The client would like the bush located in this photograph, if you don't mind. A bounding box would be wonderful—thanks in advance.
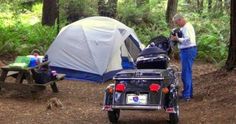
[0,21,57,56]
[193,13,229,63]
[117,0,170,44]
[0,2,57,56]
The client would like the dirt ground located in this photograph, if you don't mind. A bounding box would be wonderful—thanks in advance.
[0,61,236,124]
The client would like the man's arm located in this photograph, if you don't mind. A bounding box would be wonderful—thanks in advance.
[178,25,195,45]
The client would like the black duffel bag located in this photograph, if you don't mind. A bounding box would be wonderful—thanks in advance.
[32,69,52,84]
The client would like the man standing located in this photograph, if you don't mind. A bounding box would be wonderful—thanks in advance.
[171,14,197,101]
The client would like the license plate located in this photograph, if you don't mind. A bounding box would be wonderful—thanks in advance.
[126,94,148,105]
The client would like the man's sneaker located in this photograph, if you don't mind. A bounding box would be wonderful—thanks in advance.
[183,98,191,102]
[178,96,191,102]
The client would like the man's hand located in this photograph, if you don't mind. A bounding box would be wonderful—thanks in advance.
[171,33,179,42]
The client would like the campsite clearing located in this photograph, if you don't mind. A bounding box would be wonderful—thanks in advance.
[0,61,236,124]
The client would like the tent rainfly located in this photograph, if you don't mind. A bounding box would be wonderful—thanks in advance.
[46,16,144,83]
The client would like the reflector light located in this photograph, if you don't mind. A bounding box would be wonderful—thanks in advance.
[149,83,161,92]
[107,87,113,93]
[166,107,175,113]
[115,83,126,92]
[162,87,169,94]
[103,105,112,111]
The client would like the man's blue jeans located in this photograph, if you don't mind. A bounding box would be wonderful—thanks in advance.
[180,47,197,98]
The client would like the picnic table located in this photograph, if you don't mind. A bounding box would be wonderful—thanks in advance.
[0,61,65,93]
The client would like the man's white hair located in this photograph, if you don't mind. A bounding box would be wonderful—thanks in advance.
[172,13,184,21]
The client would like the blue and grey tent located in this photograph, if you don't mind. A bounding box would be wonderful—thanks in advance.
[46,16,144,83]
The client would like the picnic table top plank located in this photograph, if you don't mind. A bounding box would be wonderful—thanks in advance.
[0,61,65,94]
[1,61,50,71]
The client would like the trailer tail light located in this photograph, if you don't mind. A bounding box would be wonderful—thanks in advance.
[149,83,161,92]
[115,83,126,92]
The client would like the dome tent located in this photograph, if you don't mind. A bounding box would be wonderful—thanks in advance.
[46,16,144,83]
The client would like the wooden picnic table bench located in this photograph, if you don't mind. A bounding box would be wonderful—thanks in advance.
[7,71,19,77]
[0,61,65,93]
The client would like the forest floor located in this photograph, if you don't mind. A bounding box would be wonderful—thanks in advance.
[0,59,236,124]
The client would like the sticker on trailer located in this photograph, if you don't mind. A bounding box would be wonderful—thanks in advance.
[126,94,148,105]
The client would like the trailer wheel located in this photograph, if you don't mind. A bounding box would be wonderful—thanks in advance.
[108,109,120,123]
[169,106,179,124]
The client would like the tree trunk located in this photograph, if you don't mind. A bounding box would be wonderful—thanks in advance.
[186,0,191,4]
[224,0,230,8]
[218,0,223,8]
[136,0,149,7]
[213,0,223,12]
[224,0,230,13]
[98,0,106,16]
[208,0,212,11]
[98,0,117,18]
[225,0,236,71]
[42,0,58,26]
[197,0,204,13]
[200,0,204,12]
[66,1,84,23]
[56,0,60,33]
[166,0,178,28]
[107,0,118,18]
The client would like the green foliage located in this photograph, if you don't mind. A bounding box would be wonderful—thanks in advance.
[0,22,57,56]
[59,0,98,21]
[117,0,169,44]
[191,12,229,63]
[177,0,230,63]
[0,2,57,56]
[0,0,231,65]
[133,24,169,45]
[117,0,230,63]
